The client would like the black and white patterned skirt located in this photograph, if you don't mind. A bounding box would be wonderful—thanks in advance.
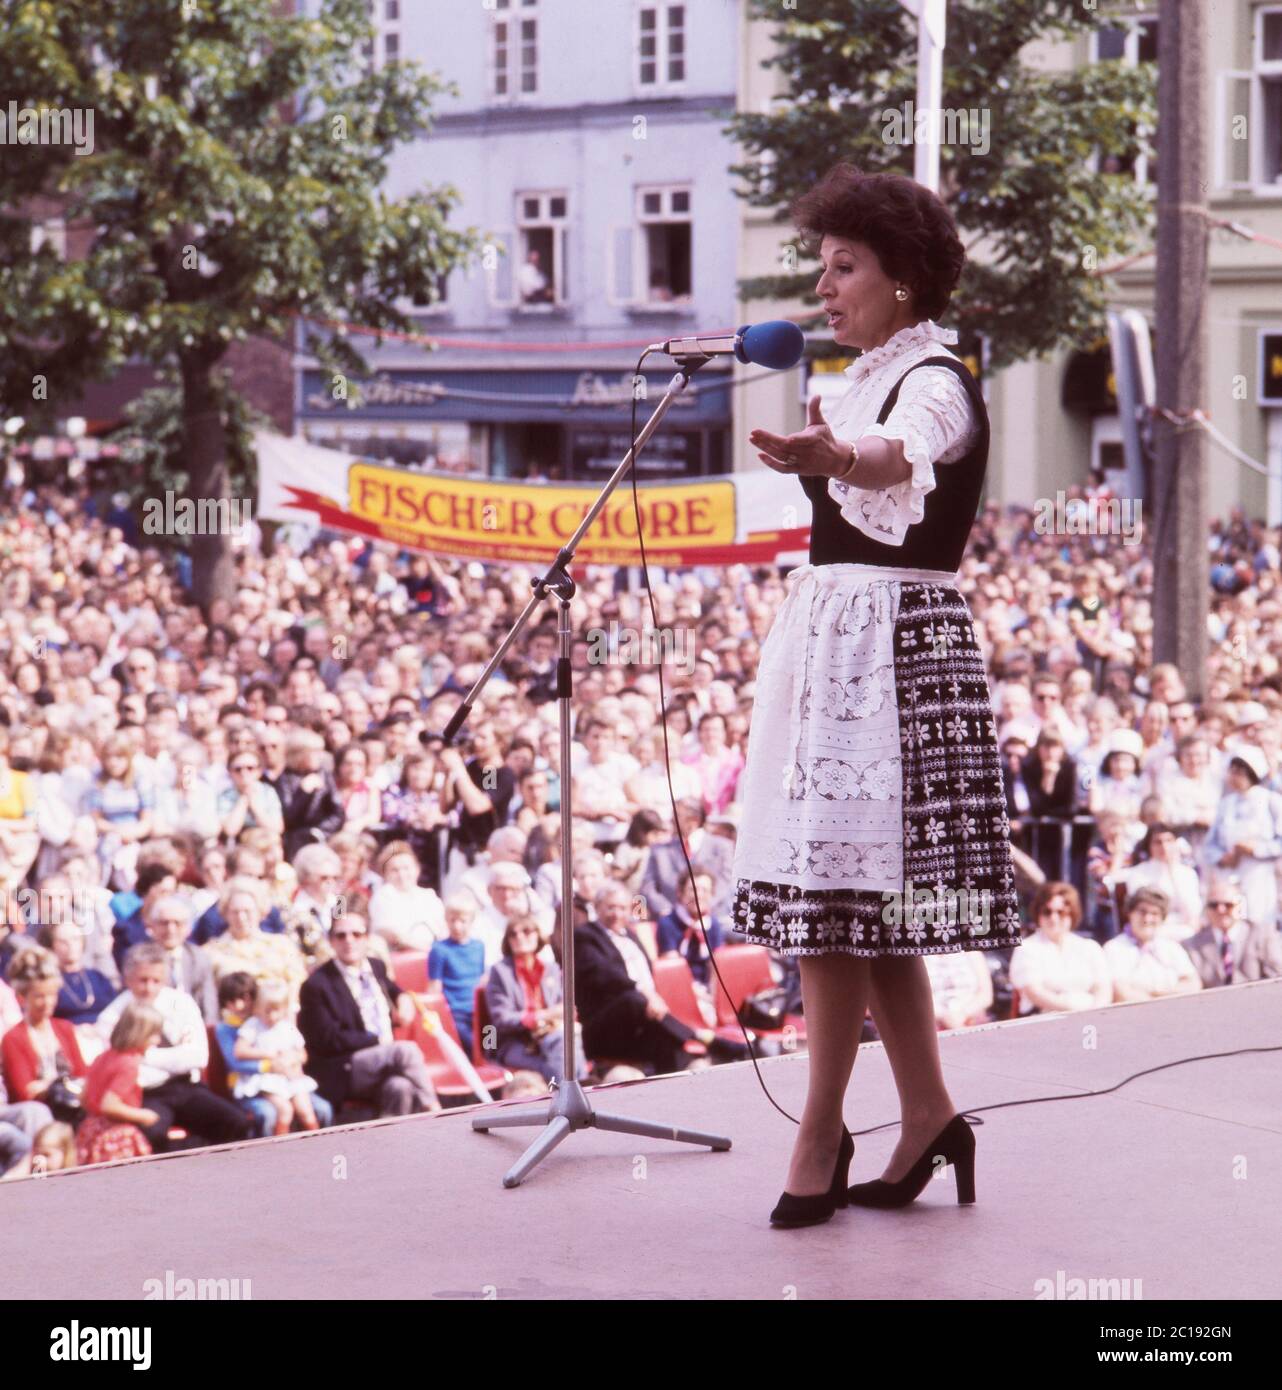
[731,562,1022,957]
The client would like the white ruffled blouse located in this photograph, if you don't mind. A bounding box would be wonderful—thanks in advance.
[823,319,979,547]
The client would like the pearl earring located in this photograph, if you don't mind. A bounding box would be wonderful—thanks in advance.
[894,286,909,302]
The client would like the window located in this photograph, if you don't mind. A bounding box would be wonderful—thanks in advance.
[1092,16,1157,185]
[608,186,692,307]
[515,192,569,307]
[638,4,686,87]
[493,3,538,99]
[1218,5,1282,191]
[363,0,400,73]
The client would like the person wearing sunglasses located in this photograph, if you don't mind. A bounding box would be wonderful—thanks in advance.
[297,913,441,1119]
[1183,877,1282,989]
[218,752,284,842]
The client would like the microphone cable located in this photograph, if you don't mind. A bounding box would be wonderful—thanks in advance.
[625,346,801,1127]
[620,346,1282,1142]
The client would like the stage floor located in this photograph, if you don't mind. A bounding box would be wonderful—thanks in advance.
[5,980,1280,1301]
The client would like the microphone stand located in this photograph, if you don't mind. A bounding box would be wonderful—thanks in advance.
[447,352,731,1187]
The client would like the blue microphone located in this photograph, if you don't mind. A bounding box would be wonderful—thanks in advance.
[655,320,805,370]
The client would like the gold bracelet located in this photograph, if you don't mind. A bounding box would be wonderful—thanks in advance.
[834,440,860,483]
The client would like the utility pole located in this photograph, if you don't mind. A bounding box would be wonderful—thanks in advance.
[1152,0,1208,698]
[896,0,947,193]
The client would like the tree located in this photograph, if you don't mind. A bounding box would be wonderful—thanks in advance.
[0,0,481,608]
[727,0,1157,369]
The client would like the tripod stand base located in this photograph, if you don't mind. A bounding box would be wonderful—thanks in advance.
[472,1079,732,1188]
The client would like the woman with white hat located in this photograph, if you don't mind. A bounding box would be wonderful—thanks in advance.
[1087,728,1146,833]
[1205,746,1282,930]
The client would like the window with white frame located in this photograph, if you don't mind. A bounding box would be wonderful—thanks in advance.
[637,4,686,88]
[515,192,568,307]
[1255,7,1282,187]
[1092,14,1157,185]
[361,0,400,71]
[492,0,539,100]
[608,186,692,307]
[1215,7,1282,191]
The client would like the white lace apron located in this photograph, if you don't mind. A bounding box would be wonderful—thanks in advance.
[731,561,959,896]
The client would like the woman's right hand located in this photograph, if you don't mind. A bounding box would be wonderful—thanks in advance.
[138,1108,160,1128]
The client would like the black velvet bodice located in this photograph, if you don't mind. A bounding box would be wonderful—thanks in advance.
[800,355,989,572]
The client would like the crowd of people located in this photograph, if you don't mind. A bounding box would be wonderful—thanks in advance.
[1,476,1279,1179]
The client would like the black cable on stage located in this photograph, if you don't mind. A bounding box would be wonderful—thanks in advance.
[897,1042,1282,1138]
[622,348,1275,1142]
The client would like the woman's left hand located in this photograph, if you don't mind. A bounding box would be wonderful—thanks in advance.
[749,396,850,478]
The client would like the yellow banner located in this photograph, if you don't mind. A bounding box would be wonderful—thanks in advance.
[344,462,736,564]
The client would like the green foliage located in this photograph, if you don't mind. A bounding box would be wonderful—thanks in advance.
[727,0,1157,369]
[0,0,482,594]
[111,368,267,546]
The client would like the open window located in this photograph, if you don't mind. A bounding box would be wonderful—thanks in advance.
[1091,14,1158,186]
[635,185,692,306]
[514,192,568,307]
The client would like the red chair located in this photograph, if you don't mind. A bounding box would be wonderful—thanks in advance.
[391,951,428,993]
[711,944,806,1046]
[402,988,511,1100]
[652,956,739,1045]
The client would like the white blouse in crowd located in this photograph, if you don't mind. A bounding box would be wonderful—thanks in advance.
[822,319,979,547]
[367,881,447,953]
[1103,932,1200,996]
[1149,761,1221,828]
[95,986,208,1087]
[1120,859,1203,939]
[1008,929,1111,1012]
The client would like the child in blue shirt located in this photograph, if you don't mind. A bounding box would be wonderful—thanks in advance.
[427,897,487,1056]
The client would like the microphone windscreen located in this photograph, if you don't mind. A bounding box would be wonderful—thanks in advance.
[736,320,805,370]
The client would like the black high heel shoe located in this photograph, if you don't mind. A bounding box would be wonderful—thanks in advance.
[769,1126,854,1228]
[846,1113,975,1208]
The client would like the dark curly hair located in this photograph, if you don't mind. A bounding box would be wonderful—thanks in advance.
[789,163,964,322]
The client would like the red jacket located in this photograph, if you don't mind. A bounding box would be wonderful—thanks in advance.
[1,1019,87,1101]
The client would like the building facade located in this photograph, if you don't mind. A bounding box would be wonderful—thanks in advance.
[296,0,744,482]
[738,1,1282,528]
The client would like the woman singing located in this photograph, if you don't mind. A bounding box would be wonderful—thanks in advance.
[731,163,1023,1227]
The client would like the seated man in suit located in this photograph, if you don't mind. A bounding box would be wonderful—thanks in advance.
[1184,876,1282,988]
[574,881,750,1076]
[639,797,733,922]
[143,892,219,1024]
[298,912,441,1119]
